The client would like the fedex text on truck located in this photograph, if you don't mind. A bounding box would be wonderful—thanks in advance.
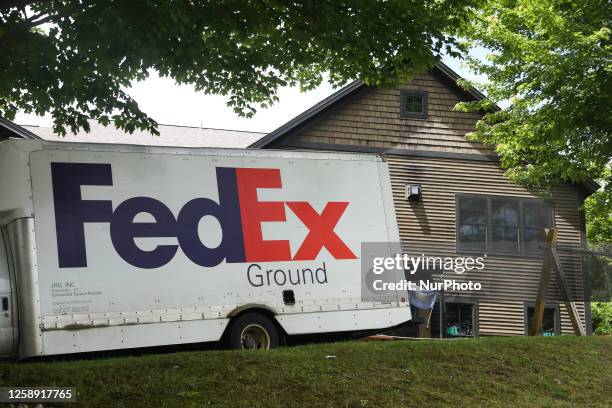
[50,163,357,269]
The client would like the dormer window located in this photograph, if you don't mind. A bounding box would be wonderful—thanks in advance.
[400,90,428,119]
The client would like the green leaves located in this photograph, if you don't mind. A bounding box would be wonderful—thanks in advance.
[591,301,612,335]
[460,0,612,200]
[585,172,612,245]
[0,0,476,135]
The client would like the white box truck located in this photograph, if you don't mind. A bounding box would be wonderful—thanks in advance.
[0,139,410,358]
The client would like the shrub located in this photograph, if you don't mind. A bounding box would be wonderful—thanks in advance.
[591,302,612,335]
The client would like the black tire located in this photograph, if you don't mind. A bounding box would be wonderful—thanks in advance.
[227,313,280,350]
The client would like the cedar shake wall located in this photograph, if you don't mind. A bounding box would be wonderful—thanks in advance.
[283,73,493,156]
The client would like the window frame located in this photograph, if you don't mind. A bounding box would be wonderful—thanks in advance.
[441,297,479,338]
[523,303,561,336]
[400,90,428,119]
[455,193,555,256]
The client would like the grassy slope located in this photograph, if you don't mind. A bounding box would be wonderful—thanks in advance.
[1,336,611,408]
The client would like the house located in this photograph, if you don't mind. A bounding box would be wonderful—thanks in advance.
[2,61,595,337]
[251,62,596,337]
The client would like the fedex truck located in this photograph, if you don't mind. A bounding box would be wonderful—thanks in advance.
[0,139,410,358]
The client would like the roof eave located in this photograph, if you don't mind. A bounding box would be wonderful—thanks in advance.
[579,179,601,197]
[0,117,42,140]
[249,80,366,148]
[431,62,501,112]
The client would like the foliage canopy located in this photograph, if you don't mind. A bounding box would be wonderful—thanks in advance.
[458,0,611,197]
[0,0,476,135]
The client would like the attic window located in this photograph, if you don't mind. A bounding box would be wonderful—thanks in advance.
[400,91,428,119]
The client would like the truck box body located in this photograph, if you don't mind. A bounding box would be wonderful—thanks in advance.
[0,139,410,358]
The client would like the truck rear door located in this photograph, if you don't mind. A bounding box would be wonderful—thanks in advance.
[0,228,15,355]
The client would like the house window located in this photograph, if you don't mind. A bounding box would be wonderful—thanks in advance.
[400,91,428,118]
[457,197,487,251]
[490,198,519,253]
[523,201,554,253]
[525,305,560,336]
[445,302,476,337]
[456,195,554,254]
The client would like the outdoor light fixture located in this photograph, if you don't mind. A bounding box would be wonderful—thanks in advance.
[405,184,422,202]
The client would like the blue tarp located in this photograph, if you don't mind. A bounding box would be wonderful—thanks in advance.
[408,289,438,310]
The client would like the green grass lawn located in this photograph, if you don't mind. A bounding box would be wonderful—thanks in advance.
[1,336,611,407]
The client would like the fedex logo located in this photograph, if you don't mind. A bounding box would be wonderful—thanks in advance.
[51,163,357,269]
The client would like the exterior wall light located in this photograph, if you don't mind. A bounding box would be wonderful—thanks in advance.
[405,184,422,202]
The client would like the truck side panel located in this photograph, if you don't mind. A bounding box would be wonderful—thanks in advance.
[277,307,410,335]
[15,142,410,356]
[41,318,229,355]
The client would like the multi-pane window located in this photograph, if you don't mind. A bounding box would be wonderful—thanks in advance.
[400,91,428,118]
[405,95,424,113]
[456,195,554,254]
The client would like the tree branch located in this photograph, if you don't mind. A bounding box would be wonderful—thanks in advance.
[2,1,90,36]
[25,11,61,28]
[0,0,48,11]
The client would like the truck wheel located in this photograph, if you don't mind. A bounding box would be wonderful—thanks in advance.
[228,313,280,350]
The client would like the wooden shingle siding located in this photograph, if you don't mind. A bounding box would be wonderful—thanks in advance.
[274,72,588,336]
[289,73,493,156]
[478,302,526,336]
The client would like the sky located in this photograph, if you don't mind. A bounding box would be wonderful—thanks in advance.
[15,51,488,134]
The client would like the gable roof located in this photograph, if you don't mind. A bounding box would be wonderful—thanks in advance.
[250,61,496,149]
[0,117,42,140]
[18,119,264,149]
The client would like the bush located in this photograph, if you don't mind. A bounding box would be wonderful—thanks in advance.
[591,302,612,335]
